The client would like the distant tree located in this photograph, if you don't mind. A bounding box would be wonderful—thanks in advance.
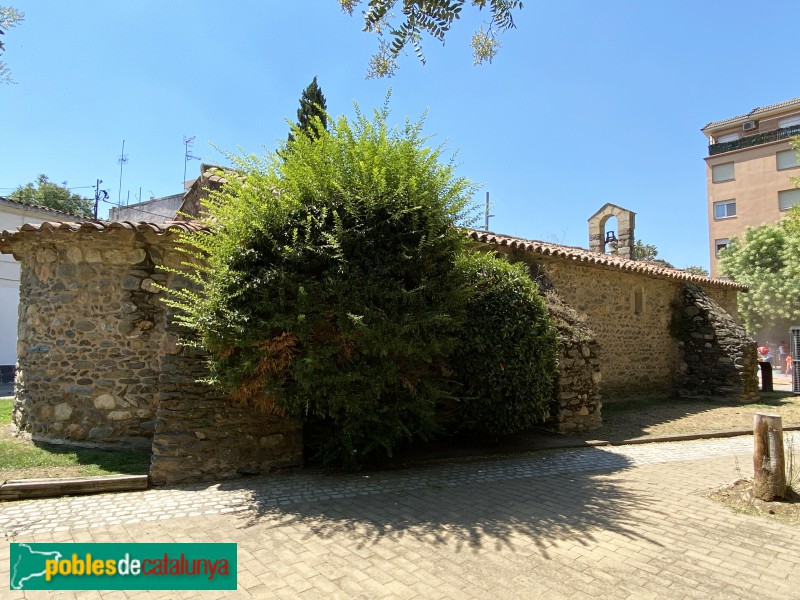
[339,0,523,77]
[683,265,709,277]
[10,174,94,217]
[718,206,800,335]
[633,240,659,262]
[288,76,328,143]
[0,5,24,83]
[793,136,800,188]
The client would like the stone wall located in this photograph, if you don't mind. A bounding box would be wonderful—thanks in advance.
[149,269,303,485]
[528,256,680,399]
[12,228,166,450]
[481,247,602,431]
[3,220,755,483]
[491,243,748,402]
[671,284,759,401]
[4,223,303,484]
[542,289,602,433]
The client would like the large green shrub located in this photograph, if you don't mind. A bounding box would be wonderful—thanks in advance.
[168,104,476,468]
[451,251,557,438]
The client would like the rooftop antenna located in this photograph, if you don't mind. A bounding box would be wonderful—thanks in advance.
[183,135,201,188]
[484,191,495,231]
[117,140,128,206]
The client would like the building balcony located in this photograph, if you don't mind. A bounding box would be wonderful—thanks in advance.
[708,124,800,156]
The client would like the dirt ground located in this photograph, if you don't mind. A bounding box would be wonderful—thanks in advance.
[578,390,800,443]
[707,479,800,527]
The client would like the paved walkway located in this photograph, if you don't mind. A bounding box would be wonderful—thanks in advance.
[2,435,800,599]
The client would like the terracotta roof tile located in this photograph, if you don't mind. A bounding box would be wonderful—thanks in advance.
[0,220,746,291]
[468,230,747,290]
[702,97,800,131]
[0,220,207,245]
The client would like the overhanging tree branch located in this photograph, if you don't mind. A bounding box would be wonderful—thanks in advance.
[0,5,24,84]
[340,0,523,77]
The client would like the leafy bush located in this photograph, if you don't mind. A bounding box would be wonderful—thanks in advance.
[168,104,476,468]
[451,252,557,438]
[719,205,800,336]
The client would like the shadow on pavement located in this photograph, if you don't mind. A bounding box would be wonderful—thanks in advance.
[220,448,668,557]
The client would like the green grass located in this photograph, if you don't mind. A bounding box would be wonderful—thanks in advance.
[0,398,150,480]
[0,396,11,422]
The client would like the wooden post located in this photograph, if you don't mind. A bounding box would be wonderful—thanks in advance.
[753,412,787,501]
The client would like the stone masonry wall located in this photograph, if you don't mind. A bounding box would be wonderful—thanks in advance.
[5,221,750,480]
[671,284,759,401]
[13,229,166,450]
[536,257,683,400]
[7,223,304,485]
[542,289,602,433]
[149,266,303,485]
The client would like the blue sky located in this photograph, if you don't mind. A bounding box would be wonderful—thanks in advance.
[0,1,797,271]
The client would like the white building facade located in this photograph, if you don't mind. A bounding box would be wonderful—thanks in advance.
[0,198,88,382]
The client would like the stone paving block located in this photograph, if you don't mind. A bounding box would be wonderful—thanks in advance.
[3,439,800,599]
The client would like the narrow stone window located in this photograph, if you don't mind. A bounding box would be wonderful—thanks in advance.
[633,288,644,315]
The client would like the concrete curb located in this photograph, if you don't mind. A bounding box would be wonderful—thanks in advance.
[389,426,800,470]
[3,427,799,501]
[0,474,149,502]
[568,425,800,449]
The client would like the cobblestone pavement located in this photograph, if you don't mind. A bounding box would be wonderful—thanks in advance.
[2,435,799,599]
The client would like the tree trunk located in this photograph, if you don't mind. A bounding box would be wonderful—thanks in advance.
[753,413,787,501]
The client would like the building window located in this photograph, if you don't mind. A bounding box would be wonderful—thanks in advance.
[713,199,736,220]
[779,189,800,211]
[716,133,740,143]
[715,239,730,257]
[633,288,644,315]
[711,162,735,183]
[777,149,800,171]
[778,115,800,129]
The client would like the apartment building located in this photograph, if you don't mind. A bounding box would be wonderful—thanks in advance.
[702,97,800,277]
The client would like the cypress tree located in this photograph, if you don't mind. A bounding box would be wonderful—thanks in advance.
[289,76,327,142]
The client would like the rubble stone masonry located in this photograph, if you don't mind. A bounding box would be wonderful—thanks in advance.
[2,221,755,484]
[12,230,166,450]
[537,257,745,400]
[5,223,302,484]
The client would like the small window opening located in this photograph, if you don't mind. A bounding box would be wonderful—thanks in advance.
[634,288,644,315]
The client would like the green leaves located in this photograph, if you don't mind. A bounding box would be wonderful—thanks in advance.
[450,251,557,438]
[719,205,800,335]
[633,240,659,262]
[169,101,477,468]
[288,77,328,143]
[342,0,523,77]
[0,5,24,84]
[9,174,93,217]
[169,99,560,468]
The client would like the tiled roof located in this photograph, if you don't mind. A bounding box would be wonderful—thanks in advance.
[468,230,747,290]
[0,220,746,291]
[0,196,92,221]
[702,98,800,131]
[0,220,207,250]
